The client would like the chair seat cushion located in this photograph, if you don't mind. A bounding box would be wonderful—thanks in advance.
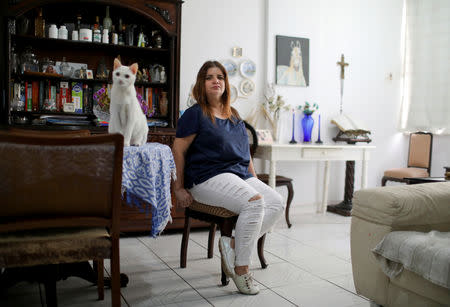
[257,173,293,184]
[383,167,429,179]
[189,201,237,218]
[0,227,111,268]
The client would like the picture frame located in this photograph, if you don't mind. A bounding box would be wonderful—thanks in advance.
[276,35,309,87]
[86,69,94,79]
[256,129,274,145]
[232,46,242,57]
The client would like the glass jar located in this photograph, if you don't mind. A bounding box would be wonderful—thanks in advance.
[40,57,55,73]
[20,46,39,73]
[59,57,73,77]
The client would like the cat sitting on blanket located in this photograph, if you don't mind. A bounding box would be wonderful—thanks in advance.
[108,58,148,146]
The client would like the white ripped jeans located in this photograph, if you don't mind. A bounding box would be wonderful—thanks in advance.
[189,173,285,266]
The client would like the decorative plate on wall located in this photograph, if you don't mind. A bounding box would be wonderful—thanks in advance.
[230,84,238,103]
[240,79,255,96]
[221,60,238,77]
[240,60,256,78]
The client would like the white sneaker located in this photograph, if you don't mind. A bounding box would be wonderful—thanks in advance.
[218,236,235,278]
[232,272,260,295]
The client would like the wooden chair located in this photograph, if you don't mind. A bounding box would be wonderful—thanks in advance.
[0,134,123,307]
[180,201,267,286]
[5,127,91,137]
[244,122,294,228]
[381,132,433,186]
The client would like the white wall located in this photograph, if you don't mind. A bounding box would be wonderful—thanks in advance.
[180,0,450,206]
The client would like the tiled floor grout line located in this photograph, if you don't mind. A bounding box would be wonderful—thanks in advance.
[102,261,131,307]
[262,247,369,301]
[188,235,302,306]
[136,237,215,306]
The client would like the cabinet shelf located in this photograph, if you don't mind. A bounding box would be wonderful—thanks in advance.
[12,72,168,87]
[11,110,95,118]
[11,34,170,54]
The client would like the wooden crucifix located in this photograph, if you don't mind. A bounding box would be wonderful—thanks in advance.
[337,54,349,79]
[337,54,349,114]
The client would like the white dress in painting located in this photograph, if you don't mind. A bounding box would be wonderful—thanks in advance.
[277,40,306,86]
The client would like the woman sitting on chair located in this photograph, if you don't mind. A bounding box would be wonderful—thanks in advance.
[172,60,285,295]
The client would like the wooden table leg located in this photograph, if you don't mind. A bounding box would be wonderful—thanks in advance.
[327,160,354,216]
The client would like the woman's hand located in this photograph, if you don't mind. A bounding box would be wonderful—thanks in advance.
[175,188,193,208]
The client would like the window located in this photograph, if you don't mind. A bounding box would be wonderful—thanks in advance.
[399,0,450,134]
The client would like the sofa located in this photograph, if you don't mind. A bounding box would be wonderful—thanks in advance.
[351,182,450,307]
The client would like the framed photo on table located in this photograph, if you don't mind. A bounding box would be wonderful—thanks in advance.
[255,129,273,145]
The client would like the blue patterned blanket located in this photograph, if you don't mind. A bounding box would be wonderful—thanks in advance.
[122,143,176,237]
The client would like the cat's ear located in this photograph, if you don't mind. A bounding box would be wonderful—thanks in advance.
[114,58,122,70]
[130,63,139,75]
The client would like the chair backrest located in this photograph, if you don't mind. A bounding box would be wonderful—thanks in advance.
[407,132,433,173]
[244,121,258,157]
[0,133,124,233]
[4,128,91,137]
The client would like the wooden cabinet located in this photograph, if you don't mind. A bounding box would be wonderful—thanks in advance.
[0,0,206,232]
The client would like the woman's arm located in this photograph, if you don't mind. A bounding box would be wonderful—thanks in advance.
[248,158,257,178]
[172,135,196,207]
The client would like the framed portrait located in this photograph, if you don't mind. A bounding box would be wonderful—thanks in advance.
[255,129,273,145]
[86,69,94,79]
[232,46,242,57]
[275,35,309,87]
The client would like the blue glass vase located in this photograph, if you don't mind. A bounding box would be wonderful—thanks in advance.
[301,114,314,142]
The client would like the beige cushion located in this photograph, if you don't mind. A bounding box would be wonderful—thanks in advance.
[352,182,450,227]
[390,269,450,305]
[408,133,432,168]
[383,167,428,179]
[0,227,111,268]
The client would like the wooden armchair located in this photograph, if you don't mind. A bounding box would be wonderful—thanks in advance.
[381,132,433,186]
[0,134,124,307]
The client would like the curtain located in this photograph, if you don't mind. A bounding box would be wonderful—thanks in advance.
[400,0,450,134]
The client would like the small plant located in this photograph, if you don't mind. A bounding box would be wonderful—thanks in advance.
[298,101,318,115]
[263,83,291,121]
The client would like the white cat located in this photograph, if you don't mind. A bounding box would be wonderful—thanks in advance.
[108,58,148,147]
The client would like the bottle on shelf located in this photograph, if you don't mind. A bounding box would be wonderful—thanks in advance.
[118,23,125,45]
[72,14,82,41]
[34,7,45,38]
[137,26,146,47]
[76,14,82,31]
[102,29,109,44]
[103,6,112,32]
[58,25,68,40]
[48,24,58,39]
[93,16,101,43]
[111,25,118,45]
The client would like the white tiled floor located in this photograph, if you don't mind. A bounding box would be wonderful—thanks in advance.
[0,203,371,306]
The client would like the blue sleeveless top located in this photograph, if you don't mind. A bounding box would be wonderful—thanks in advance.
[176,104,252,189]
